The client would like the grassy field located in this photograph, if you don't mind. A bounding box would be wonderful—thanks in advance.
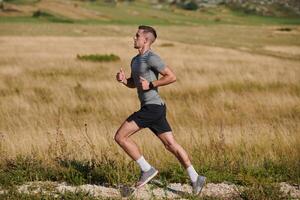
[0,0,300,199]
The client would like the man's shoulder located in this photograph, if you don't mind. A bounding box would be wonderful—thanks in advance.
[146,51,162,61]
[147,50,159,57]
[132,54,139,60]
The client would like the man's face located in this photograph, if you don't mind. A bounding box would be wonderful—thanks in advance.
[133,29,146,49]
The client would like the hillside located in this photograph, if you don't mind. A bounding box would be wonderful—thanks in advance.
[0,0,300,25]
[166,0,300,17]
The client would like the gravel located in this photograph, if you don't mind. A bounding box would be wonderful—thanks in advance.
[1,181,299,199]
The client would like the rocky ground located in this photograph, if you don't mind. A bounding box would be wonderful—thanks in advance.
[162,0,300,16]
[0,181,299,199]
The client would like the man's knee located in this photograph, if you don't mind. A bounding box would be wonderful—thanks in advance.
[114,132,123,145]
[115,120,141,147]
[114,133,120,144]
[114,129,129,146]
[164,141,178,153]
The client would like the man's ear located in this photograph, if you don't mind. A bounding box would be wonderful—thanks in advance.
[144,37,148,44]
[144,36,151,44]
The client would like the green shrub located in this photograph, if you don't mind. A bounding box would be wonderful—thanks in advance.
[32,10,74,23]
[77,54,120,62]
[0,156,62,187]
[240,183,287,200]
[32,10,53,18]
[180,1,198,11]
[0,188,100,200]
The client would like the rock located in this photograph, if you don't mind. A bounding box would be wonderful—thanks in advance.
[280,182,300,199]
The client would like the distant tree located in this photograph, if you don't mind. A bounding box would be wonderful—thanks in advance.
[181,0,198,10]
[0,0,4,11]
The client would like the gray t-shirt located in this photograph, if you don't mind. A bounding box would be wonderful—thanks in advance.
[131,50,165,106]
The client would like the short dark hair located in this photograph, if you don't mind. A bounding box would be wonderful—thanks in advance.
[138,25,157,39]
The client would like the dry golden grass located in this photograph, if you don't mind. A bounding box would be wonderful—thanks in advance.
[0,25,299,172]
[36,0,109,20]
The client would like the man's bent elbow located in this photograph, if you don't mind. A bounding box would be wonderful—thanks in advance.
[171,75,176,83]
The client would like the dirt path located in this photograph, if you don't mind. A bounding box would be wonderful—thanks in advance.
[0,181,299,199]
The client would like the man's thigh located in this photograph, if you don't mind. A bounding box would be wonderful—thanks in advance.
[116,120,142,138]
[156,131,175,146]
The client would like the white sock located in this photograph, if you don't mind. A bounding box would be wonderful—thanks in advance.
[187,165,198,182]
[136,156,152,172]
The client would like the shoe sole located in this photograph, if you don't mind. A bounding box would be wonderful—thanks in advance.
[195,177,206,195]
[136,170,158,189]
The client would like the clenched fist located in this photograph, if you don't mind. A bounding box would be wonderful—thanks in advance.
[116,68,126,84]
[139,76,150,91]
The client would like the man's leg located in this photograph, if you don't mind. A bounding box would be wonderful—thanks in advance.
[114,120,142,160]
[157,132,206,194]
[156,131,191,168]
[114,120,158,188]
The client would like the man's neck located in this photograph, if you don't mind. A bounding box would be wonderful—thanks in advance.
[138,46,151,55]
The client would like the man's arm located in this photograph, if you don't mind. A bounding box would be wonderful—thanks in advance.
[139,66,176,90]
[116,68,136,88]
[152,66,176,87]
[122,77,136,88]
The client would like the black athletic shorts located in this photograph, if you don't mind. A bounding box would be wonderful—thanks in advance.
[126,104,172,135]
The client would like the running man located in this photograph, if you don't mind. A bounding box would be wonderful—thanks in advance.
[115,25,206,195]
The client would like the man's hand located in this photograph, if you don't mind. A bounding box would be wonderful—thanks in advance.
[116,68,126,84]
[140,76,150,90]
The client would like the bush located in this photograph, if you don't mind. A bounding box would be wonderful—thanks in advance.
[181,1,198,11]
[77,54,120,62]
[32,10,74,23]
[240,183,287,200]
[0,188,100,200]
[32,10,53,18]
